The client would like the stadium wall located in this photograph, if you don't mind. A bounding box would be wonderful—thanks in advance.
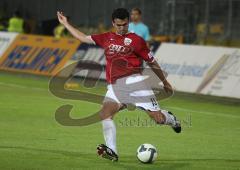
[1,31,240,99]
[155,43,240,99]
[0,32,18,58]
[0,32,80,76]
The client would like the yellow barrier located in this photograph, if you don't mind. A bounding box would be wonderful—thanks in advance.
[0,34,80,76]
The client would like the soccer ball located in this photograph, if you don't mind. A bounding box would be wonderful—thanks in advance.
[136,143,158,163]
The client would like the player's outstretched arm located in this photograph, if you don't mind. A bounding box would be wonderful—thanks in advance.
[148,60,173,93]
[57,11,94,44]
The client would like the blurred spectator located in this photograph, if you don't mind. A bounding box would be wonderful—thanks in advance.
[7,10,24,33]
[97,20,107,33]
[128,8,151,42]
[24,11,37,34]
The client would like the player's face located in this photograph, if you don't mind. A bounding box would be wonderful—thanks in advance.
[112,18,129,35]
[131,10,141,22]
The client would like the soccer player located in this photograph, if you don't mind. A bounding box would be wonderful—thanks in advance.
[57,8,181,162]
[128,8,150,42]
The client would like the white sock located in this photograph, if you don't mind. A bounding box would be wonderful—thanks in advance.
[102,119,117,154]
[161,110,176,126]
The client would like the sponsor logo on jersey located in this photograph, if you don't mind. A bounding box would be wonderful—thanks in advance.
[124,38,132,45]
[106,44,133,57]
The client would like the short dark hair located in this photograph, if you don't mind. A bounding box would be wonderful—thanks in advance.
[131,8,142,15]
[112,8,129,21]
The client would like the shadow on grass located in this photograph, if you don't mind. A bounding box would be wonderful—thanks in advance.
[115,156,190,170]
[0,145,189,169]
[1,145,239,169]
[0,145,90,158]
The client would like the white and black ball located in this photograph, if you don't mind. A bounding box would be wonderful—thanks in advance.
[136,143,158,163]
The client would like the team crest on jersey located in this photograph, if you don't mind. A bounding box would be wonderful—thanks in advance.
[124,38,132,45]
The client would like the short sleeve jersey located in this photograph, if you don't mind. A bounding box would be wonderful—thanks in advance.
[91,32,154,84]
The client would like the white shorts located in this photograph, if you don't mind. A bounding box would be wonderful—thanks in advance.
[103,74,160,111]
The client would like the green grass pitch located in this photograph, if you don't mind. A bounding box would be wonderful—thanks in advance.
[0,71,240,170]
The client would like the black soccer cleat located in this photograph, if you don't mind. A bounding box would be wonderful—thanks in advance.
[97,144,118,162]
[168,111,181,133]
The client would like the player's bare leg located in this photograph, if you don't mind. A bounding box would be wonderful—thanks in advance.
[97,102,122,161]
[147,110,181,133]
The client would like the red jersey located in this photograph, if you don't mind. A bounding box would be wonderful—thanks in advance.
[91,32,154,84]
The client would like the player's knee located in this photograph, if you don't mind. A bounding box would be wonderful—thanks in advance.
[99,108,116,120]
[148,111,165,124]
[99,102,120,120]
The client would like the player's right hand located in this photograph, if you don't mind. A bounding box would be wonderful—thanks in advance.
[163,80,173,94]
[57,11,68,25]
